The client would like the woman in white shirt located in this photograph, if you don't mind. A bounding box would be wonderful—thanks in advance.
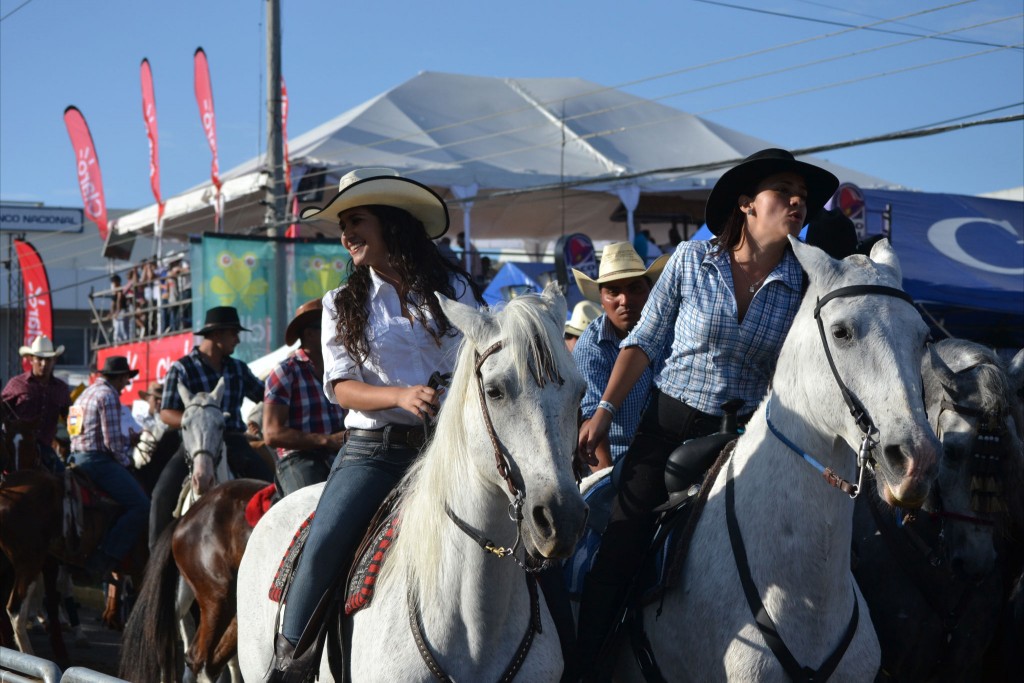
[270,169,481,680]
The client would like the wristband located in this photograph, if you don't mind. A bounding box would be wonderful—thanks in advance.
[597,400,617,418]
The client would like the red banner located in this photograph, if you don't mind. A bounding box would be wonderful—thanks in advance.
[193,48,221,191]
[63,106,110,241]
[13,239,54,372]
[97,332,194,406]
[140,58,165,223]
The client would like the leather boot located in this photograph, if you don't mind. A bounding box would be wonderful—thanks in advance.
[267,633,320,683]
[574,573,630,683]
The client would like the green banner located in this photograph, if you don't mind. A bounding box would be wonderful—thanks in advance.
[191,235,350,363]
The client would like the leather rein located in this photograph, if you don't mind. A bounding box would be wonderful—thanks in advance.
[411,337,563,682]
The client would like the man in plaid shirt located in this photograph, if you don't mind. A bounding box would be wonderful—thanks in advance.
[69,356,149,582]
[148,306,274,548]
[264,299,346,497]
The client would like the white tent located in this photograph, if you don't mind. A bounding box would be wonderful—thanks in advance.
[115,71,894,244]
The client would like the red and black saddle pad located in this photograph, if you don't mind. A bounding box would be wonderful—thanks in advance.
[269,511,316,603]
[344,515,400,616]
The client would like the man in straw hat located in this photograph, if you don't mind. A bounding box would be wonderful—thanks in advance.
[148,305,274,548]
[68,356,149,582]
[563,300,601,354]
[2,334,71,473]
[263,299,346,498]
[572,242,668,471]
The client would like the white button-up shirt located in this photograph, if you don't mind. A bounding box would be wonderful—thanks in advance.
[321,269,478,430]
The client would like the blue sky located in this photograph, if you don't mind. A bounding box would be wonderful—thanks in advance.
[1,0,1021,212]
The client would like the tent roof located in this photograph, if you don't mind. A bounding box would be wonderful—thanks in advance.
[116,71,895,241]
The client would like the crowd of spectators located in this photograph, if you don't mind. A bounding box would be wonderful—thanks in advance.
[94,254,192,346]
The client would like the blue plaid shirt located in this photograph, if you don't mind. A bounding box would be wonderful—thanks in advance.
[574,314,655,463]
[624,240,803,416]
[161,347,264,432]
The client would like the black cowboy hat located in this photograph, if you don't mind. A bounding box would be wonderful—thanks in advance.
[196,306,251,336]
[704,149,839,235]
[99,356,139,378]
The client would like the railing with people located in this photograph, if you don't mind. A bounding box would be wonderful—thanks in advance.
[88,255,193,350]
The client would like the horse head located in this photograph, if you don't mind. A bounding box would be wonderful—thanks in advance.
[1,416,41,473]
[785,237,939,508]
[178,378,228,497]
[437,283,588,560]
[923,339,1024,580]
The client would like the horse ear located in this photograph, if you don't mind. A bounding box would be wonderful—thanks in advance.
[437,293,497,344]
[211,378,226,403]
[789,236,840,286]
[924,343,959,397]
[177,383,195,405]
[868,238,902,283]
[539,283,569,330]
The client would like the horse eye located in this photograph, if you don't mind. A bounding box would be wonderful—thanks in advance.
[831,325,851,340]
[485,385,504,400]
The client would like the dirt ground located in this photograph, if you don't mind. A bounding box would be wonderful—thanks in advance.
[24,583,123,677]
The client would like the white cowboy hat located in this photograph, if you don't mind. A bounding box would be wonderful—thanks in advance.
[564,300,602,337]
[300,168,450,239]
[18,334,64,359]
[572,242,669,303]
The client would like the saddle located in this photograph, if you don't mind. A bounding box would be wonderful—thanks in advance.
[54,465,121,568]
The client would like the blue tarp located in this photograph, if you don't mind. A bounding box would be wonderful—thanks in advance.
[482,261,586,314]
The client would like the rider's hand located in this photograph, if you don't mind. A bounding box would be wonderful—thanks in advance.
[396,385,440,419]
[325,430,348,450]
[578,411,613,467]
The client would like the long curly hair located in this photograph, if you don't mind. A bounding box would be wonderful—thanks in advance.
[332,204,483,363]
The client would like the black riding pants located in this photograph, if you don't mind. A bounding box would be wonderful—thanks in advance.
[588,390,728,585]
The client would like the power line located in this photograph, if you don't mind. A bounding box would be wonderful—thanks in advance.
[693,0,1022,50]
[0,0,37,23]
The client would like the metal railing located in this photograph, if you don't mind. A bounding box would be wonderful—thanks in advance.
[0,647,128,683]
[89,268,193,350]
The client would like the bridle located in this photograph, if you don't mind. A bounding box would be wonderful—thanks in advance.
[413,336,565,682]
[765,284,917,499]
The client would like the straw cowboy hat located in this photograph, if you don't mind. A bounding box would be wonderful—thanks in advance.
[300,168,450,239]
[98,356,139,378]
[138,381,164,400]
[196,306,251,336]
[285,298,323,346]
[704,148,839,235]
[19,334,64,359]
[572,242,669,303]
[564,301,602,337]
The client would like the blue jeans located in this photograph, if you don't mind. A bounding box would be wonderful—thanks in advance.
[275,449,335,499]
[70,450,150,561]
[39,443,66,475]
[281,431,419,644]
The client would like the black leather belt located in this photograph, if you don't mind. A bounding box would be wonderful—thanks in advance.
[348,426,426,449]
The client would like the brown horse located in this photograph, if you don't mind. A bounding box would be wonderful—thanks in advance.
[120,478,266,683]
[0,417,69,668]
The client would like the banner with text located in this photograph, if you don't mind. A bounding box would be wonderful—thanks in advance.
[63,106,110,241]
[140,58,165,223]
[97,332,194,406]
[14,239,54,372]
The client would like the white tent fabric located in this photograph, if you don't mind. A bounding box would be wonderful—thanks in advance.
[115,71,895,242]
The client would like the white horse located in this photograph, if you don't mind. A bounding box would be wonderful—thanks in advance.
[119,377,236,683]
[237,285,588,681]
[613,238,941,682]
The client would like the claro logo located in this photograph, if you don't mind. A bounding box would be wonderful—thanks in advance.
[927,217,1024,276]
[77,146,104,219]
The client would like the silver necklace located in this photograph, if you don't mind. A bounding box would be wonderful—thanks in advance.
[746,272,768,293]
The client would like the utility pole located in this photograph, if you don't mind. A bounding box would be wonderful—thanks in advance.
[265,0,286,236]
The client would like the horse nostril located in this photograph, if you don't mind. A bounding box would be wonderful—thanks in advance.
[881,444,909,478]
[532,505,554,538]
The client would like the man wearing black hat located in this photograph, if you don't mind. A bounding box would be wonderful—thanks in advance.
[69,356,150,581]
[148,306,274,547]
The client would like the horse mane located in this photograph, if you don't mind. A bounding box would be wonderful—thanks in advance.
[380,291,573,599]
[934,339,1024,550]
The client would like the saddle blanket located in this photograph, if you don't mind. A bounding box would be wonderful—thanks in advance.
[269,511,316,602]
[245,483,277,528]
[344,515,401,616]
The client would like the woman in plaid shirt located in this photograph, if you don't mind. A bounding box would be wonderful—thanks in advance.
[574,149,840,679]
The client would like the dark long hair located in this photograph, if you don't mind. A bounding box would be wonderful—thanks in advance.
[332,205,484,363]
[711,206,747,254]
